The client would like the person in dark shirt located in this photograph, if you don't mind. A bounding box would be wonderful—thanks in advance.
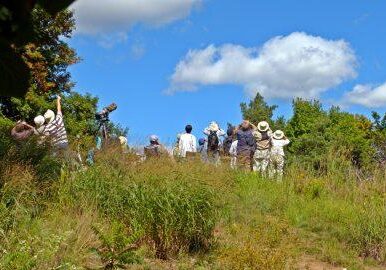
[236,120,256,171]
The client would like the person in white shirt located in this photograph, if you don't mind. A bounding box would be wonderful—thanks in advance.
[179,125,197,158]
[229,139,238,169]
[269,130,290,180]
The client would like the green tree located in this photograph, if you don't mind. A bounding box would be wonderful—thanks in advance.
[286,99,374,171]
[0,7,78,121]
[240,92,278,127]
[0,7,126,149]
[0,0,76,97]
[371,111,386,164]
[285,98,329,170]
[327,107,373,168]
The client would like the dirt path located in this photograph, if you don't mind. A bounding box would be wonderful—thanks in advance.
[297,255,346,270]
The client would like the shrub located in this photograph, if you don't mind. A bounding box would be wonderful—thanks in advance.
[92,220,142,268]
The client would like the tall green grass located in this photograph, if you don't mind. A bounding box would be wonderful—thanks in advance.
[2,141,386,269]
[65,158,219,259]
[1,147,224,268]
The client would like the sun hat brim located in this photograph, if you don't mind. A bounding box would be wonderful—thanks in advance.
[273,131,284,140]
[257,125,269,132]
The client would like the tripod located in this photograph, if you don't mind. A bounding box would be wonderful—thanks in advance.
[97,120,109,140]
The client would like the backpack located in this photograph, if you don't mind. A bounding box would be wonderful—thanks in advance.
[223,136,233,155]
[207,130,219,152]
[144,145,160,158]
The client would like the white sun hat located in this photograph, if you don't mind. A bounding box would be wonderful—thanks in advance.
[208,121,219,132]
[150,135,159,142]
[44,109,55,123]
[119,136,127,146]
[273,130,285,140]
[257,121,270,132]
[34,115,45,127]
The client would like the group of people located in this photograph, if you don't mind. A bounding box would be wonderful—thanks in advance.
[144,120,290,179]
[11,96,69,153]
[10,98,289,178]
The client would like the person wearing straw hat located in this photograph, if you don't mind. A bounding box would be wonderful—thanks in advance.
[236,120,256,171]
[10,120,35,141]
[204,121,226,165]
[269,130,290,180]
[253,121,272,175]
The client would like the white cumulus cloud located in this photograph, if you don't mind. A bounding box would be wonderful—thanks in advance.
[168,32,357,99]
[70,0,201,35]
[344,83,386,108]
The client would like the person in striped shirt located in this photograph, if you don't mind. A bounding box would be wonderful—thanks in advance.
[43,96,68,150]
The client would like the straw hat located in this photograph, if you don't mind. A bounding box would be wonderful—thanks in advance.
[44,109,55,124]
[34,115,45,127]
[257,121,269,132]
[273,130,285,140]
[208,121,219,132]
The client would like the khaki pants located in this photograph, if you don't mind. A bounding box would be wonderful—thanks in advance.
[237,150,253,171]
[269,154,285,180]
[253,149,270,175]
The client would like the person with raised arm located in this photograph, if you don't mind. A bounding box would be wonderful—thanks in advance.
[43,95,69,151]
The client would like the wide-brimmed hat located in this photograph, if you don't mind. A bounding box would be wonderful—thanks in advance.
[119,136,127,146]
[257,121,269,132]
[273,130,285,140]
[34,115,45,127]
[208,121,219,132]
[44,109,55,123]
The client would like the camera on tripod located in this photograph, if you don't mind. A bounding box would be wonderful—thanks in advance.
[95,103,117,123]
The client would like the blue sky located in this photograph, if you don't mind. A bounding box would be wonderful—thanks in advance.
[68,0,386,145]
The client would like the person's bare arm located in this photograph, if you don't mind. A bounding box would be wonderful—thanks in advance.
[57,96,62,114]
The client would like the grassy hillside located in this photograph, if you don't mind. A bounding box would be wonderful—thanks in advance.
[1,145,386,269]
